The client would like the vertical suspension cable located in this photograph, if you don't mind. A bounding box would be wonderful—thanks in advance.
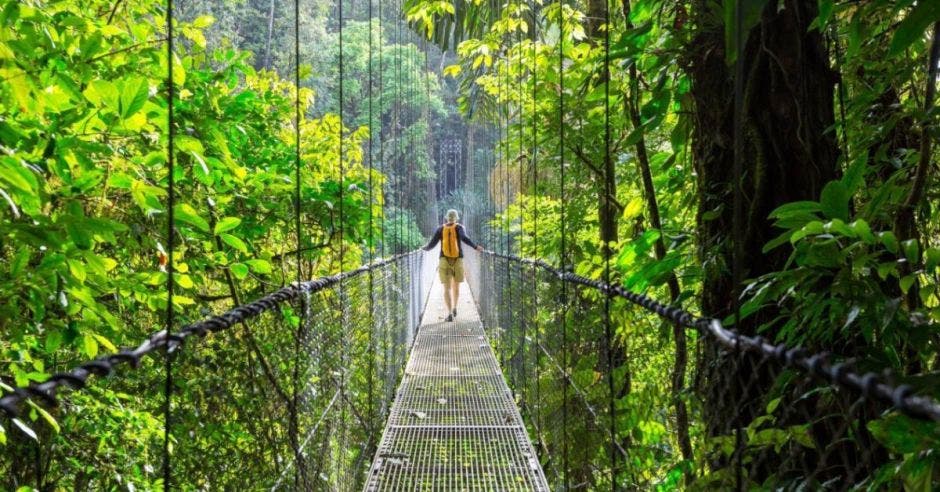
[337,0,349,478]
[732,0,745,488]
[295,0,303,284]
[162,0,176,488]
[530,0,541,447]
[396,2,403,254]
[602,0,616,484]
[557,0,569,484]
[496,53,506,367]
[423,41,431,232]
[504,33,513,382]
[516,0,525,402]
[292,0,303,484]
[366,0,377,444]
[378,0,386,260]
[339,0,345,268]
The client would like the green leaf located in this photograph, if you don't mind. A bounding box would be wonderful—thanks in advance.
[900,275,916,294]
[0,157,38,193]
[762,229,792,253]
[173,204,210,232]
[889,2,940,56]
[214,217,242,234]
[64,215,93,250]
[45,330,63,353]
[925,247,940,270]
[622,197,643,220]
[879,231,899,254]
[192,15,215,28]
[877,261,897,280]
[823,219,854,238]
[902,239,919,263]
[27,401,59,433]
[230,263,249,280]
[246,259,272,275]
[10,248,29,276]
[83,80,118,110]
[790,221,824,244]
[850,220,875,244]
[107,172,134,189]
[119,77,148,119]
[220,233,248,254]
[67,259,86,284]
[868,413,940,454]
[176,274,194,289]
[819,181,849,221]
[81,333,98,358]
[769,201,821,219]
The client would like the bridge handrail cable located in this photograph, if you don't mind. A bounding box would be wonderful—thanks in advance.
[0,250,422,419]
[482,249,940,422]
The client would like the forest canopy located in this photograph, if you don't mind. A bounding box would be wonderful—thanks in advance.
[2,0,940,489]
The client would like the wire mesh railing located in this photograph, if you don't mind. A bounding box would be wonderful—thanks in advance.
[1,251,430,491]
[468,249,940,490]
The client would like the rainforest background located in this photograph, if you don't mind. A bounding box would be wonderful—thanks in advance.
[1,0,939,489]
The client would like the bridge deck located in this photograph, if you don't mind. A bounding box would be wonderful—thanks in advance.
[365,280,549,490]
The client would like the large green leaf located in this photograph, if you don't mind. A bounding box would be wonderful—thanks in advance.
[214,217,242,234]
[173,203,210,232]
[889,2,940,56]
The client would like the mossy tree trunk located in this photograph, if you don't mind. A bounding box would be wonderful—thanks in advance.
[688,0,840,475]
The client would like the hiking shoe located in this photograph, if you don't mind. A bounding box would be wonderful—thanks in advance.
[445,313,454,322]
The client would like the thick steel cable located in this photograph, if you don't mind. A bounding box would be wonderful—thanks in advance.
[482,250,940,423]
[0,252,419,417]
[163,0,176,488]
[557,0,569,484]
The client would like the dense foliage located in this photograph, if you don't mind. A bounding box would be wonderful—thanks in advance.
[0,0,445,488]
[2,0,940,489]
[408,0,940,487]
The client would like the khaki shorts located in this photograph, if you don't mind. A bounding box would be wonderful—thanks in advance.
[437,257,465,283]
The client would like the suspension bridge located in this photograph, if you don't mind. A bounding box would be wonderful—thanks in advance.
[2,0,939,487]
[3,245,939,490]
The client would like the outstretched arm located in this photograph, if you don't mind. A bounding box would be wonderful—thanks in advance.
[422,227,442,251]
[458,225,484,251]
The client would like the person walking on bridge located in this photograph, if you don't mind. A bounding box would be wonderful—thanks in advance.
[423,209,483,322]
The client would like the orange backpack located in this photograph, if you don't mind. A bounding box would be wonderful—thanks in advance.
[441,224,460,258]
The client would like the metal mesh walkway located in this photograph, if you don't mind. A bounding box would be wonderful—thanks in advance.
[365,281,549,490]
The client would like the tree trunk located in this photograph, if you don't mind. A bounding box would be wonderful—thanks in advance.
[585,0,606,40]
[689,0,839,480]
